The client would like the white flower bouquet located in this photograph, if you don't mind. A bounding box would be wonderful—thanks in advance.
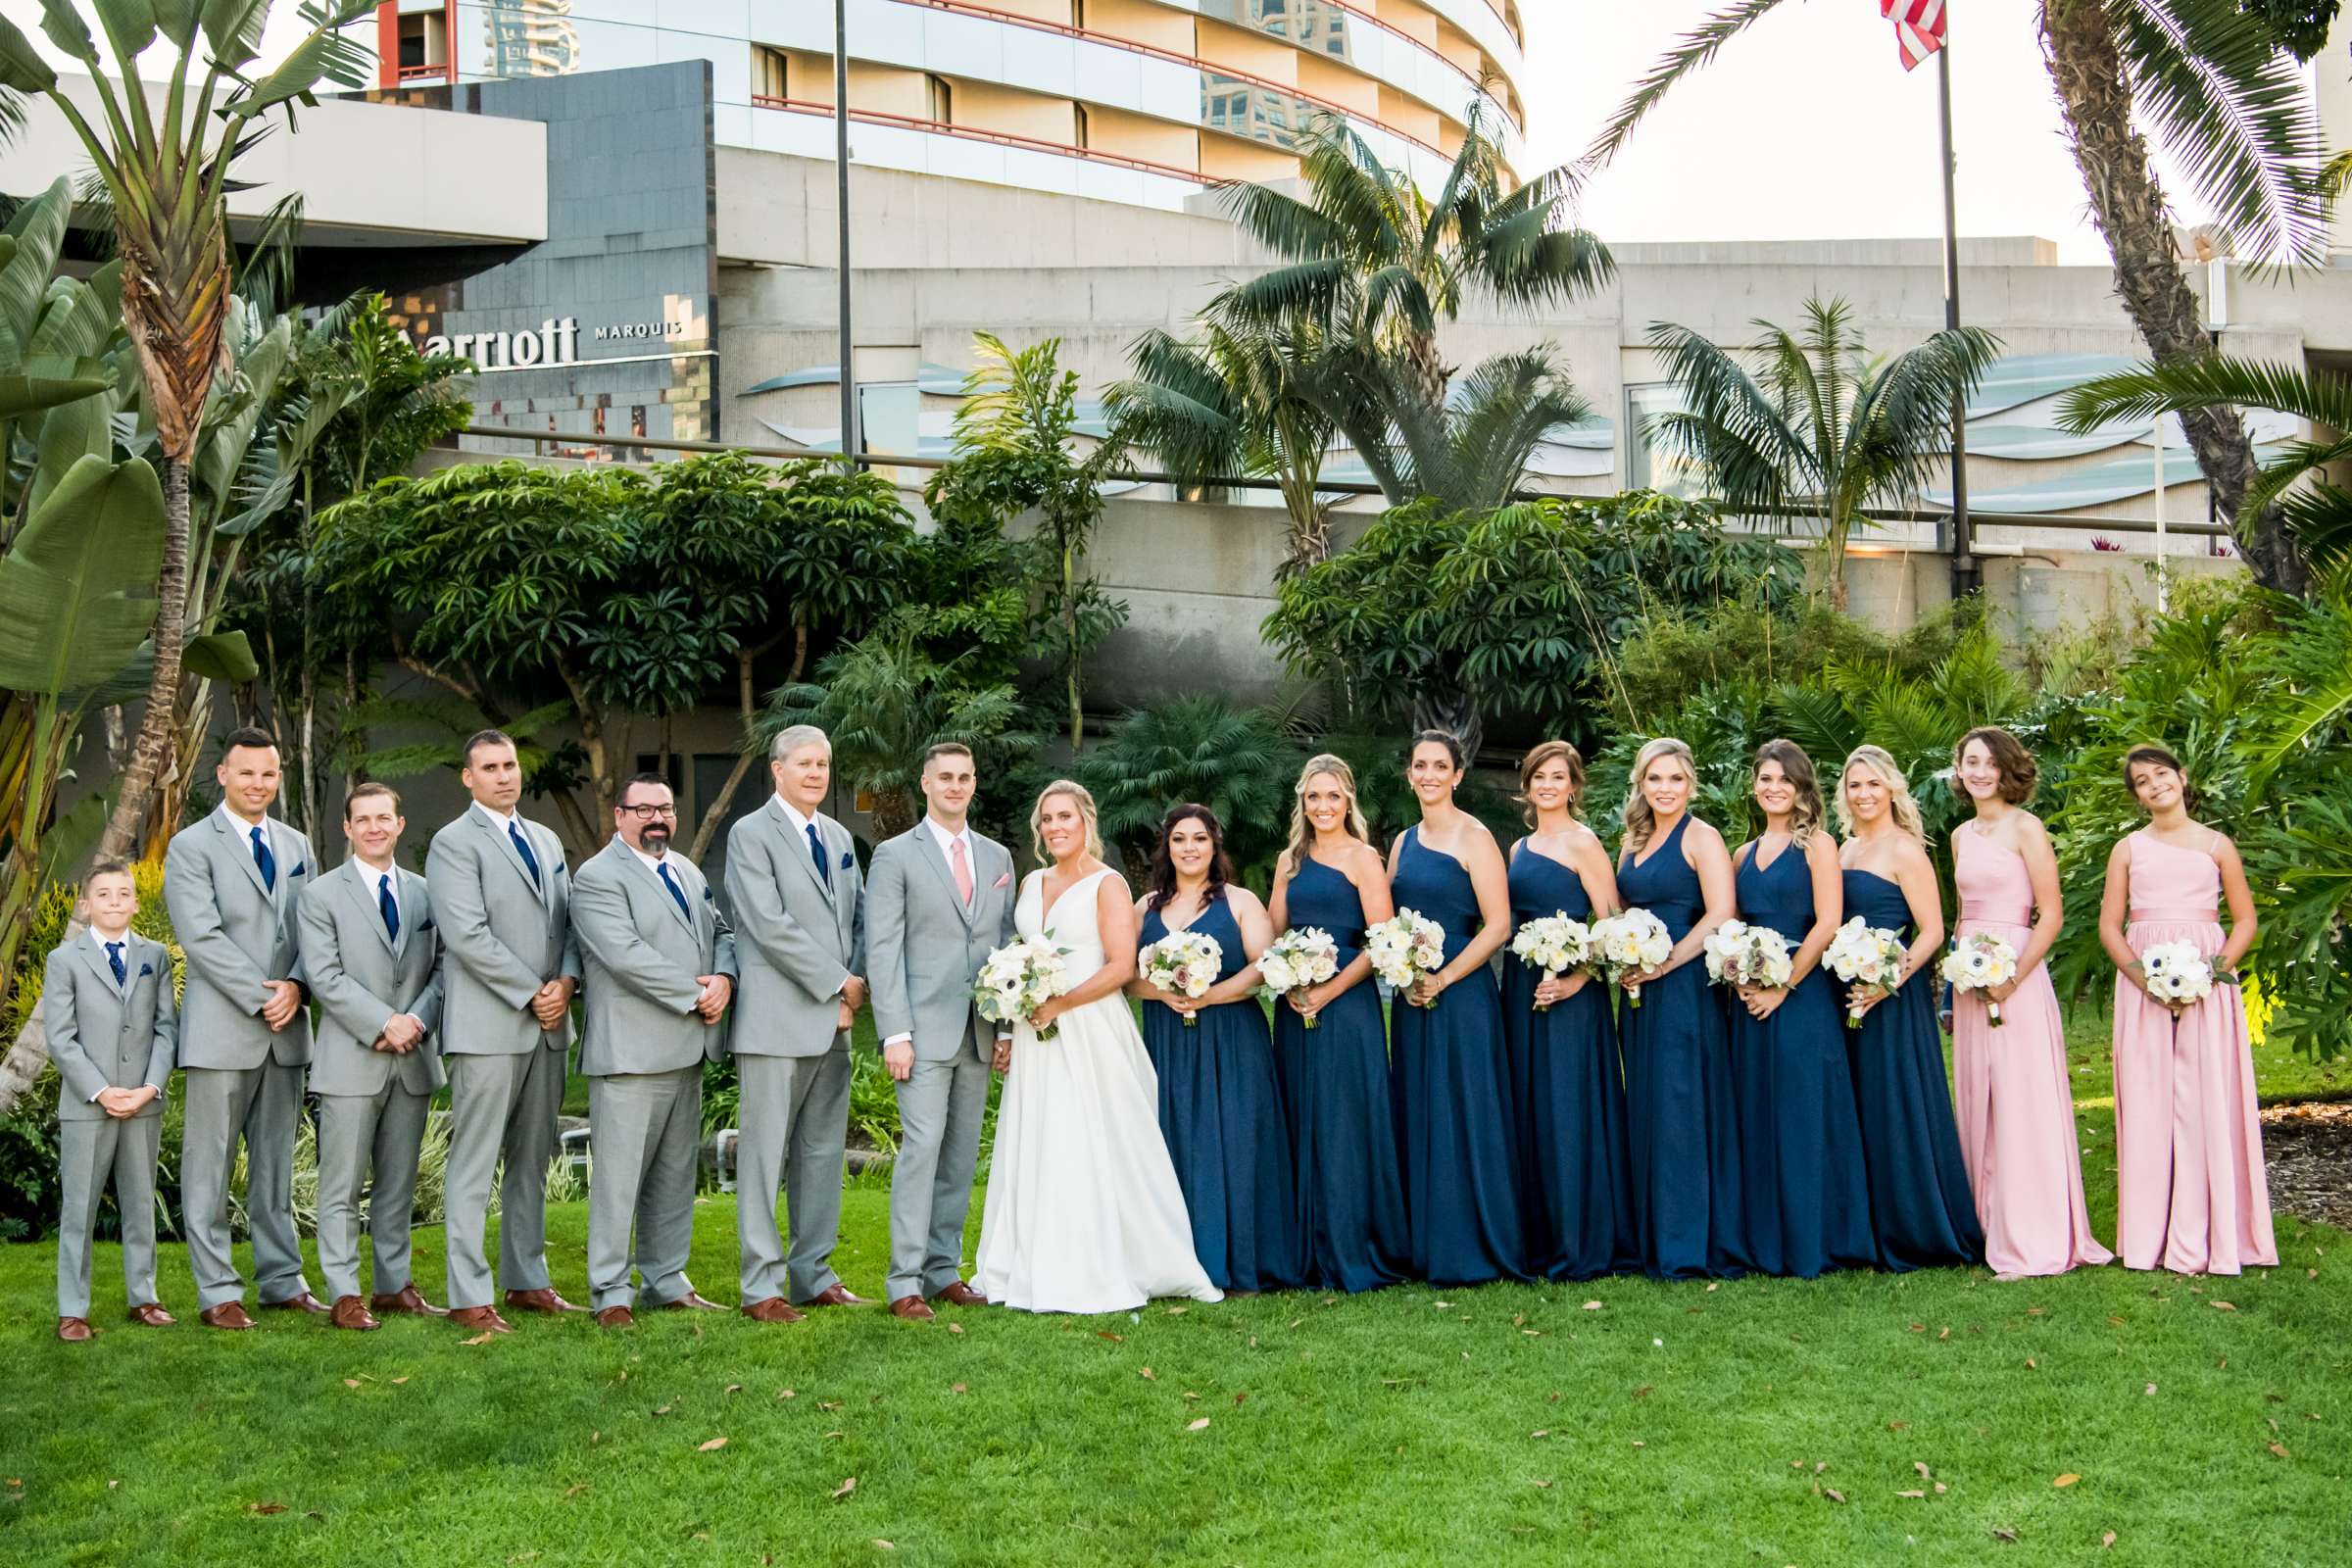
[1591,908,1673,1008]
[1702,918,1794,992]
[1259,927,1341,1029]
[1139,928,1223,1026]
[2138,941,2216,1008]
[1824,916,1908,1028]
[1366,908,1446,1003]
[973,935,1073,1043]
[1510,912,1593,1011]
[1939,932,2020,1027]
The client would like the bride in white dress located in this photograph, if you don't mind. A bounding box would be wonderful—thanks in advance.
[975,781,1222,1313]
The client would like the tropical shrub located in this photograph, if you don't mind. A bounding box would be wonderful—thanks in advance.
[1078,697,1303,887]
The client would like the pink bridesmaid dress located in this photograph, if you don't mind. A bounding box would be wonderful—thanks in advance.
[2111,829,2277,1275]
[1951,826,2112,1277]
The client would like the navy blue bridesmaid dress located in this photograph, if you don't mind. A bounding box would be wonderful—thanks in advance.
[1842,867,1984,1271]
[1502,842,1633,1280]
[1388,827,1528,1285]
[1139,893,1306,1293]
[1271,856,1409,1293]
[1727,842,1878,1277]
[1615,813,1747,1280]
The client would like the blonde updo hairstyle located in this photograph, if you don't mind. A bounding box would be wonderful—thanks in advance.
[1029,779,1105,863]
[1835,744,1927,843]
[1621,737,1699,856]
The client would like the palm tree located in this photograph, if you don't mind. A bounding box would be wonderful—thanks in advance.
[0,1,378,861]
[1645,298,2000,607]
[1588,0,2328,597]
[2055,356,2352,567]
[1329,342,1594,517]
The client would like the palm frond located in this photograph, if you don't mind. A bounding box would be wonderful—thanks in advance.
[1585,0,1795,172]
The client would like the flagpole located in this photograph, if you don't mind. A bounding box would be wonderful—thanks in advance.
[835,0,859,467]
[1937,38,1975,599]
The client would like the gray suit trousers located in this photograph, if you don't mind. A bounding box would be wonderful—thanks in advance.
[586,1067,703,1310]
[56,1115,163,1317]
[888,1040,992,1300]
[443,1050,564,1309]
[181,1061,313,1309]
[736,1045,850,1303]
[316,1083,432,1302]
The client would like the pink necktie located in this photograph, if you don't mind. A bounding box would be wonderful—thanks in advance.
[950,836,974,905]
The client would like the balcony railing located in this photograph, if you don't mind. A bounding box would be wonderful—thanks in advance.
[396,61,452,82]
[756,95,1208,184]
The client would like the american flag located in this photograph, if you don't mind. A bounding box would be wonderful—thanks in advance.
[1882,0,1947,70]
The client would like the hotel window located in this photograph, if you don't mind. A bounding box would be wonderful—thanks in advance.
[926,74,954,125]
[1625,382,1699,497]
[753,45,787,103]
[397,10,447,74]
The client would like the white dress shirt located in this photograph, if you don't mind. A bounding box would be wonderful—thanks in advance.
[217,802,282,866]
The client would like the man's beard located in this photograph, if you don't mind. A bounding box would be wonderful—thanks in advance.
[641,824,672,855]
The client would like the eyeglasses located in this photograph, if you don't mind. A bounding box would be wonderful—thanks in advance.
[618,803,678,819]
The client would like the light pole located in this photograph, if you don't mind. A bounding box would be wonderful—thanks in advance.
[1938,41,1975,600]
[834,0,859,466]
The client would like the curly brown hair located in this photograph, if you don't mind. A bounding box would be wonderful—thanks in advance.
[1952,725,2037,806]
[1516,740,1586,828]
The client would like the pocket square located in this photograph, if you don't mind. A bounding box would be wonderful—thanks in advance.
[839,849,855,870]
[992,871,1011,889]
[137,963,155,978]
[289,862,308,878]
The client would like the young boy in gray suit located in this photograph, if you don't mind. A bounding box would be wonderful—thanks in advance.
[46,858,178,1342]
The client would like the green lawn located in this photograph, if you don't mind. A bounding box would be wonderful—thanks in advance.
[6,1091,2349,1567]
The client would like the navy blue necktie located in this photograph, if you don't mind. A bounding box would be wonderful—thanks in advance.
[509,820,542,888]
[657,859,690,919]
[105,941,125,987]
[378,873,401,943]
[250,824,276,892]
[807,822,832,890]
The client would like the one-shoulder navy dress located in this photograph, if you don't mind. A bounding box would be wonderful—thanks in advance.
[1615,813,1747,1280]
[1501,841,1633,1280]
[1271,856,1408,1293]
[1388,828,1528,1285]
[1139,892,1304,1293]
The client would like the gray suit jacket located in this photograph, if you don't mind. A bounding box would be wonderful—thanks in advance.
[164,810,314,1070]
[719,799,864,1058]
[424,808,580,1057]
[295,859,447,1099]
[45,933,176,1120]
[866,824,1017,1062]
[571,838,738,1075]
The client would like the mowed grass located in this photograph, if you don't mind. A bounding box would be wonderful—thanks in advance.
[5,1023,2350,1566]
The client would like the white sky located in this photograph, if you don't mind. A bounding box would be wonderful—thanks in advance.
[1520,0,2218,265]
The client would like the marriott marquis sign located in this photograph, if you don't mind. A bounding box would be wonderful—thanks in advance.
[414,317,699,374]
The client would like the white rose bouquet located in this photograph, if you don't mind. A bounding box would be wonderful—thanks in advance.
[2138,941,2216,1009]
[1701,918,1794,992]
[974,935,1073,1043]
[1824,916,1908,1028]
[1939,932,2020,1027]
[1510,912,1593,1012]
[1139,928,1223,1026]
[1259,927,1341,1029]
[1591,908,1673,1008]
[1365,909,1446,1003]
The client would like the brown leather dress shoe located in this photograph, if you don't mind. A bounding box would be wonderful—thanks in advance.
[505,1287,585,1315]
[930,1281,989,1307]
[200,1301,256,1331]
[449,1305,514,1335]
[594,1305,635,1329]
[126,1302,175,1327]
[888,1295,936,1321]
[330,1296,381,1332]
[370,1284,449,1318]
[654,1291,726,1311]
[57,1316,93,1343]
[741,1297,806,1324]
[260,1291,330,1315]
[804,1284,870,1307]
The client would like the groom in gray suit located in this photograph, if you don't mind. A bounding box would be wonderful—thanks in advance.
[865,742,1015,1320]
[165,726,321,1328]
[571,773,737,1327]
[295,783,446,1332]
[721,724,866,1322]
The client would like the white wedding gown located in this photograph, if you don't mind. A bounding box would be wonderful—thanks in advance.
[975,867,1223,1313]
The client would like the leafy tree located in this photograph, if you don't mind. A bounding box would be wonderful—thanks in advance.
[1591,0,2328,596]
[1645,297,1999,607]
[1077,697,1302,885]
[0,0,380,862]
[2239,0,2339,59]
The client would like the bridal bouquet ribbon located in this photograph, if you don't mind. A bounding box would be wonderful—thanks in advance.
[2138,940,2217,1007]
[975,935,1073,1043]
[1939,932,2020,1027]
[1140,929,1222,1026]
[1509,912,1593,1012]
[1702,918,1794,992]
[1824,916,1907,1027]
[1366,909,1445,1002]
[1259,926,1340,1029]
[1592,908,1672,1008]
